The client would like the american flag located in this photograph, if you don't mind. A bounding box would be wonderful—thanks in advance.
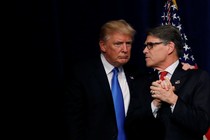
[160,0,198,68]
[161,0,210,139]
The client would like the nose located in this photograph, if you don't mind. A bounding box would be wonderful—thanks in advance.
[143,47,148,54]
[121,43,129,52]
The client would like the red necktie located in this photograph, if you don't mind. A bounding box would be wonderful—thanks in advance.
[160,71,168,80]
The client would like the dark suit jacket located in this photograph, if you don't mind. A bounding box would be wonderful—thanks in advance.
[64,56,134,140]
[125,63,210,140]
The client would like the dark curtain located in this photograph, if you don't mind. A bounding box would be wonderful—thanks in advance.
[16,0,210,139]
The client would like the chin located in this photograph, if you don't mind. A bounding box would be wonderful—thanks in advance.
[118,61,128,65]
[146,63,152,67]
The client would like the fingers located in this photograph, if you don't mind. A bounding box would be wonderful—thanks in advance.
[172,86,175,91]
[151,80,161,87]
[150,90,160,95]
[182,62,195,70]
[150,90,155,95]
[150,79,171,91]
[161,78,171,90]
[160,80,168,90]
[150,78,176,104]
[151,92,159,98]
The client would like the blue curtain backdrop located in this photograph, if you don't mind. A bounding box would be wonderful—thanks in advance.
[16,0,210,139]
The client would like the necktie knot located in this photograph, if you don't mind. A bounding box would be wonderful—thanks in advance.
[160,71,168,80]
[113,67,119,75]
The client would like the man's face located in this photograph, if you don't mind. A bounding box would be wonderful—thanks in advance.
[143,35,170,70]
[100,32,133,67]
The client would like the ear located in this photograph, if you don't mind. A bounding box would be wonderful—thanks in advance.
[167,41,175,55]
[99,40,106,52]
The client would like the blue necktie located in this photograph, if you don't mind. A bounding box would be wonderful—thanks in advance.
[111,67,126,140]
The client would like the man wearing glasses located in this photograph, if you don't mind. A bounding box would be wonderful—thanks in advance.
[125,25,210,140]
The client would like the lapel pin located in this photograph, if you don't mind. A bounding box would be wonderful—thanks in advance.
[175,80,180,84]
[130,76,134,79]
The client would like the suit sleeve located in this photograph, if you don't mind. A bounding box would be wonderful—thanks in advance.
[172,70,210,135]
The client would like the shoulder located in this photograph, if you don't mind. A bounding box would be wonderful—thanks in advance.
[73,57,102,72]
[176,63,210,78]
[187,68,209,76]
[185,68,210,83]
[123,63,150,79]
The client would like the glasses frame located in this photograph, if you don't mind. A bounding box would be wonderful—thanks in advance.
[144,42,164,50]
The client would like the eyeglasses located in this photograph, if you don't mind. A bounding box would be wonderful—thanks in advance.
[144,42,164,50]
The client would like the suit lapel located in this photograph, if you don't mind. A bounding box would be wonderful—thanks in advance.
[93,59,116,114]
[94,59,112,96]
[170,63,189,95]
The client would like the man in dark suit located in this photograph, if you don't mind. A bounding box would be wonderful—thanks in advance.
[64,19,136,140]
[125,25,210,140]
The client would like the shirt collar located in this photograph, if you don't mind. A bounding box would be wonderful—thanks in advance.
[159,60,179,75]
[100,54,123,74]
[101,54,114,74]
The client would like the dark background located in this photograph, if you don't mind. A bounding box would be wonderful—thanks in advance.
[16,0,210,139]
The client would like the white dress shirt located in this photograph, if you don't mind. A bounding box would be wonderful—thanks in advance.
[100,54,130,116]
[152,60,179,117]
